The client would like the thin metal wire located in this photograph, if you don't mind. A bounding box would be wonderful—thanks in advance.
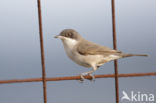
[37,0,47,103]
[111,0,119,103]
[0,72,156,84]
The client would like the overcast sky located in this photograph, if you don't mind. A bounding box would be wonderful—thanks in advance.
[0,0,156,103]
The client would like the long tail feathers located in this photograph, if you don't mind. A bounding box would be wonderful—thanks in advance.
[122,53,148,58]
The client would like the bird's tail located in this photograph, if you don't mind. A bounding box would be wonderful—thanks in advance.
[122,53,148,58]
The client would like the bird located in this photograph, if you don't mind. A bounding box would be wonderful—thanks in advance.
[54,29,147,81]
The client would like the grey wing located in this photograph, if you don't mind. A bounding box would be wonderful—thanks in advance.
[77,40,121,56]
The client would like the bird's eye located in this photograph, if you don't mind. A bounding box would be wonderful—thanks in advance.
[70,33,73,38]
[66,33,72,38]
[67,33,70,37]
[65,33,68,37]
[67,33,73,38]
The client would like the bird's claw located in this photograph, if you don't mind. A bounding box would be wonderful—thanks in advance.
[78,74,85,83]
[77,74,85,83]
[88,73,95,82]
[78,73,95,83]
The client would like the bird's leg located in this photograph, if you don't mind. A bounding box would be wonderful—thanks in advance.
[80,70,95,81]
[80,65,97,81]
[79,72,88,82]
[84,71,95,82]
[79,72,95,82]
[78,64,98,82]
[79,74,85,83]
[88,73,95,82]
[88,65,98,81]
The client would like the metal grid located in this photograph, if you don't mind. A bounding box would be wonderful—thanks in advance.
[0,0,156,103]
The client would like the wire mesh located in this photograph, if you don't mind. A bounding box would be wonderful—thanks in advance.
[0,0,155,103]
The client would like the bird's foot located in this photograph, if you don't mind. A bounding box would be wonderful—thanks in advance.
[78,74,85,83]
[78,73,87,83]
[78,72,95,82]
[88,73,95,82]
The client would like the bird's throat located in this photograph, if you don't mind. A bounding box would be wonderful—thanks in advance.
[62,38,78,49]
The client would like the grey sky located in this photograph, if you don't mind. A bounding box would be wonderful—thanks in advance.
[0,0,156,103]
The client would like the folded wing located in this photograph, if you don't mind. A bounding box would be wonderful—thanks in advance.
[77,40,121,56]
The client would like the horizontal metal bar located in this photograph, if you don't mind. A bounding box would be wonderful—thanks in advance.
[0,72,156,84]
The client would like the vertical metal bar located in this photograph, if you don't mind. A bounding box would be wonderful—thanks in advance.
[37,0,47,103]
[111,0,119,103]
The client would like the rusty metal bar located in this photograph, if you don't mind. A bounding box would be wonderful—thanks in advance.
[37,0,47,103]
[111,0,119,103]
[0,72,156,84]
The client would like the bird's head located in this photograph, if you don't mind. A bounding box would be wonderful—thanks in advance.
[54,29,83,41]
[54,29,83,47]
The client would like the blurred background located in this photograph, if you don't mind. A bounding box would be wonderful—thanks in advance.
[0,0,155,103]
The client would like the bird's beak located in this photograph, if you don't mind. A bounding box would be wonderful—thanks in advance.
[54,35,60,38]
[54,35,64,40]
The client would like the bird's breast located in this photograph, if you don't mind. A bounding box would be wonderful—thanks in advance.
[63,44,91,67]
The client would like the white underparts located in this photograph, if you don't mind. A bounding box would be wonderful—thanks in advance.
[60,37,120,69]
